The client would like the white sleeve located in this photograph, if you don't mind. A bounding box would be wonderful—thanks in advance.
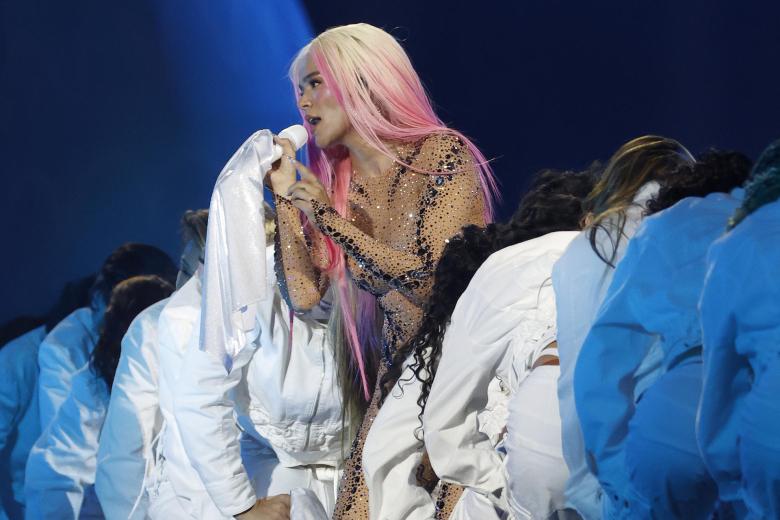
[25,365,108,520]
[698,236,757,502]
[422,286,515,503]
[363,362,436,520]
[572,232,665,508]
[37,312,93,430]
[172,341,256,517]
[95,306,162,519]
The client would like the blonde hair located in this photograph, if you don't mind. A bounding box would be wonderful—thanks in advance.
[584,135,694,265]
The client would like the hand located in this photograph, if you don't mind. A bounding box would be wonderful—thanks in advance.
[234,494,291,520]
[267,136,297,196]
[286,159,331,221]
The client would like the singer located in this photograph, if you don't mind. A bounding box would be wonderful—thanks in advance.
[266,23,499,520]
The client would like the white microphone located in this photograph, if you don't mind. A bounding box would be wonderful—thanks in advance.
[270,124,309,163]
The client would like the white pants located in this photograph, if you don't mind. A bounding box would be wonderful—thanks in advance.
[505,366,572,520]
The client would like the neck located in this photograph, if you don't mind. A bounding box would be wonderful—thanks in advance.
[341,129,395,179]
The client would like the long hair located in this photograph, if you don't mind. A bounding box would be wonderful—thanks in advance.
[646,150,752,215]
[45,274,97,332]
[584,135,694,266]
[386,166,599,438]
[89,243,178,310]
[181,209,209,252]
[730,139,780,228]
[287,23,499,412]
[90,275,174,389]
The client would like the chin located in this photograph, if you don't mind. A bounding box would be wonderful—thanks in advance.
[313,132,333,149]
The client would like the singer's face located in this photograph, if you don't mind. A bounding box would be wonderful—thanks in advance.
[297,56,351,149]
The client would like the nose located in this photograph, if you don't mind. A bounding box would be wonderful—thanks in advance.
[298,93,311,111]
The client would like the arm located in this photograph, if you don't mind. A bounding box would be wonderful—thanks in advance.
[363,361,437,520]
[37,310,94,429]
[173,337,257,517]
[572,234,668,506]
[697,238,754,502]
[95,305,163,519]
[273,196,329,311]
[0,340,36,453]
[25,365,109,520]
[422,283,515,501]
[310,136,485,302]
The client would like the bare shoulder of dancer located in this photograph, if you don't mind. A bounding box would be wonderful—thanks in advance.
[234,494,291,520]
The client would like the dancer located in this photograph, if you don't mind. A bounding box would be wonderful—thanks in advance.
[0,275,93,519]
[24,276,174,519]
[573,151,751,518]
[699,139,780,518]
[170,209,344,520]
[363,167,596,519]
[36,244,176,432]
[553,135,694,519]
[94,210,208,519]
[268,23,498,519]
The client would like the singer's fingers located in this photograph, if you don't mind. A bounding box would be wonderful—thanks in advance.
[291,159,319,182]
[273,135,295,155]
[286,181,318,199]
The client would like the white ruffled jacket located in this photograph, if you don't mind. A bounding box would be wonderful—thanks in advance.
[363,231,577,520]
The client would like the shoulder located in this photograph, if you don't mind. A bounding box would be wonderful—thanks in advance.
[415,132,474,173]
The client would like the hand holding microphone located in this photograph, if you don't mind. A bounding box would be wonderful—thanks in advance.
[267,124,308,196]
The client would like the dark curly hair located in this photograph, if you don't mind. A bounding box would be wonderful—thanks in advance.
[646,149,752,215]
[90,275,174,389]
[381,165,600,438]
[89,243,178,310]
[730,139,780,228]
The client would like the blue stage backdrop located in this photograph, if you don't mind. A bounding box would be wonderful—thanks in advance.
[3,0,780,326]
[0,1,312,324]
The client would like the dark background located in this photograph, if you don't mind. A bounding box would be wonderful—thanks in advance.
[2,0,780,324]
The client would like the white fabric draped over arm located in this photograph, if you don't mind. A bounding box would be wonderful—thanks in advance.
[24,365,108,520]
[95,300,167,519]
[200,130,276,371]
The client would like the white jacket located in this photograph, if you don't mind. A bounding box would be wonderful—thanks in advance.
[94,299,169,519]
[552,182,663,519]
[364,232,577,520]
[574,190,743,513]
[37,307,100,431]
[699,198,780,507]
[173,246,342,518]
[0,325,46,519]
[24,363,108,520]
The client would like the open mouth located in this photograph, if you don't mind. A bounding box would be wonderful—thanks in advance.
[307,116,321,126]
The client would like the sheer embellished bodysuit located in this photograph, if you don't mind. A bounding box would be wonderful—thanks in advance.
[274,133,486,519]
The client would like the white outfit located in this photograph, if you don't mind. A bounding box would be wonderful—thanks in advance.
[0,326,46,519]
[364,231,577,520]
[36,307,100,432]
[574,191,742,519]
[24,364,108,520]
[699,198,780,518]
[94,299,168,519]
[146,274,221,519]
[173,246,343,518]
[552,183,663,519]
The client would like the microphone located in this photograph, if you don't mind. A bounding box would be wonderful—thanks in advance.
[270,125,309,163]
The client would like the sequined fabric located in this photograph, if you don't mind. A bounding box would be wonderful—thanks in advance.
[273,133,486,519]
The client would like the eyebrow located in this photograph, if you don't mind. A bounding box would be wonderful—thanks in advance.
[298,71,321,88]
